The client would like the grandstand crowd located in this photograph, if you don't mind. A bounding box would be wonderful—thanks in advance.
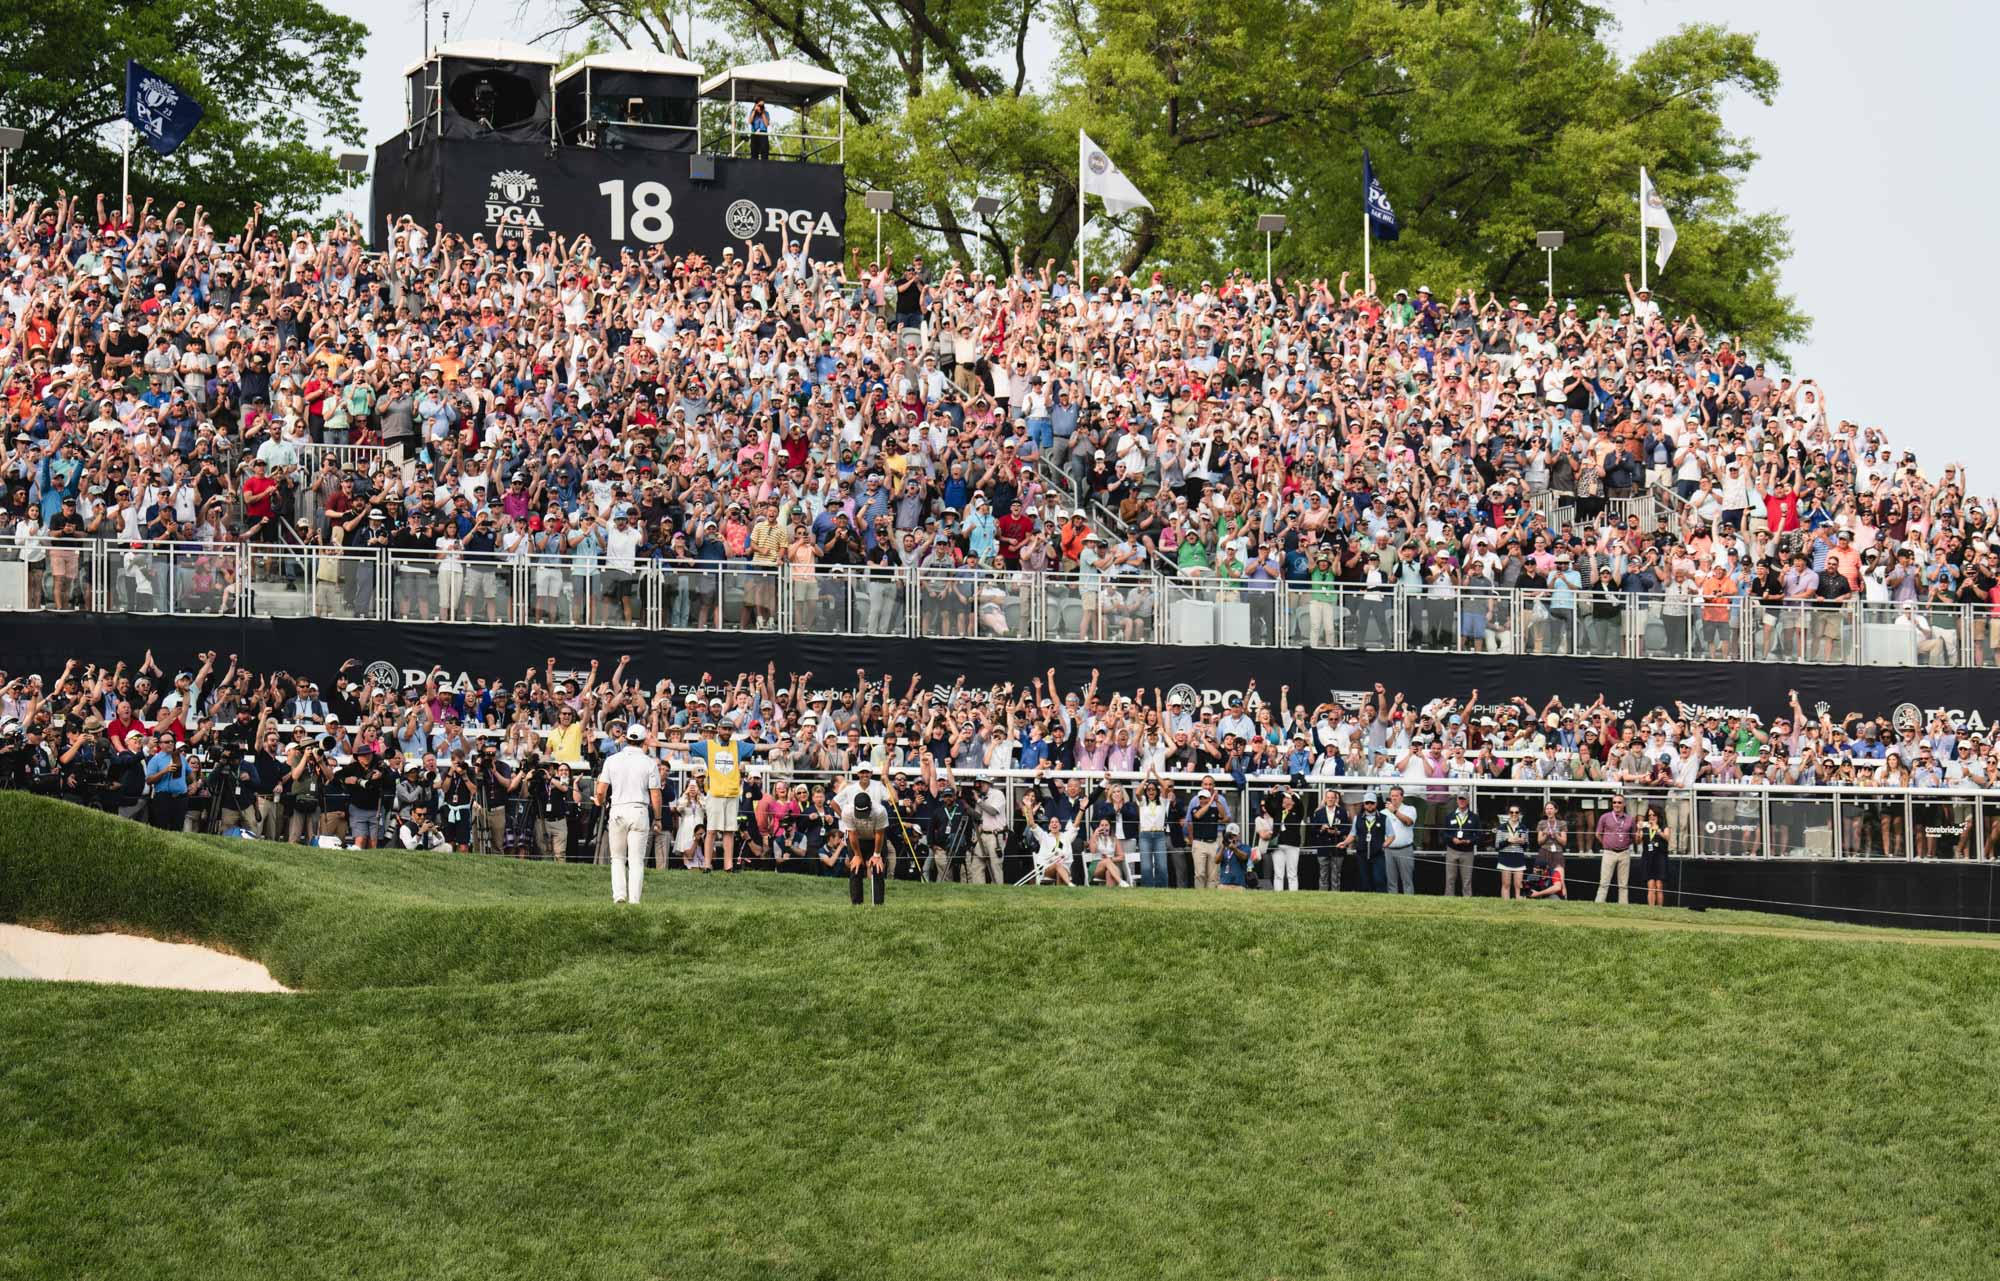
[0,192,1998,662]
[3,651,1995,886]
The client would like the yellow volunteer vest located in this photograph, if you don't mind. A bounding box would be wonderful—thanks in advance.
[706,741,743,797]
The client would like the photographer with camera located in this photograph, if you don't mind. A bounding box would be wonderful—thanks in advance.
[397,798,450,851]
[221,721,287,840]
[57,716,111,810]
[531,756,582,862]
[108,728,151,822]
[475,743,519,855]
[11,722,61,796]
[281,740,334,843]
[392,758,436,830]
[438,750,478,851]
[334,742,392,849]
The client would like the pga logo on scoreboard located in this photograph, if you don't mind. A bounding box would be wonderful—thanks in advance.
[723,197,839,240]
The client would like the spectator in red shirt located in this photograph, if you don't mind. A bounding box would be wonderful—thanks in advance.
[996,498,1034,565]
[1763,470,1800,535]
[241,459,279,541]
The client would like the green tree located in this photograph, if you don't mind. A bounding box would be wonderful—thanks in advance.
[0,0,368,225]
[553,0,1807,351]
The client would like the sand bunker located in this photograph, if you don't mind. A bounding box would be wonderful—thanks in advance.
[0,923,290,993]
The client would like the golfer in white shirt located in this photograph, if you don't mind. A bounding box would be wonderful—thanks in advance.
[594,723,661,903]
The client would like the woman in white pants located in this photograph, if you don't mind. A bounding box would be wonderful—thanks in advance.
[594,724,661,903]
[1265,785,1310,891]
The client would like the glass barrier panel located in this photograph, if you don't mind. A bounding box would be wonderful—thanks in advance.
[166,547,239,616]
[34,538,98,613]
[1042,573,1086,643]
[388,552,448,623]
[1695,791,1763,857]
[658,565,718,630]
[1633,594,1698,661]
[1404,586,1456,653]
[244,543,313,618]
[789,566,854,635]
[716,567,781,632]
[1964,603,2000,669]
[1577,588,1627,658]
[0,536,42,612]
[308,549,382,620]
[1769,794,1837,858]
[973,569,1034,640]
[1518,589,1567,656]
[1750,603,1814,664]
[445,553,519,625]
[1287,581,1350,650]
[1453,588,1516,655]
[1096,572,1157,645]
[1911,795,1975,860]
[854,568,909,637]
[917,567,982,639]
[105,545,167,615]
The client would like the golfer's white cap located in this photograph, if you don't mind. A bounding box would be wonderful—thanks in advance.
[625,722,647,741]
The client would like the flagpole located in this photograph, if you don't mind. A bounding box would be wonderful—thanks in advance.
[1077,155,1086,291]
[121,122,131,224]
[1363,202,1371,297]
[1638,167,1647,294]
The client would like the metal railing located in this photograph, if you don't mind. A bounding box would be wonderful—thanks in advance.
[695,765,2000,865]
[297,442,393,476]
[2,538,1994,673]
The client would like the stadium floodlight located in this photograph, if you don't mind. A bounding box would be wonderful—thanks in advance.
[863,190,893,263]
[1536,230,1565,301]
[0,127,22,212]
[1255,213,1287,284]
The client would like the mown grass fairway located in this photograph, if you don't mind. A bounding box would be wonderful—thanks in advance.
[2,794,1997,1280]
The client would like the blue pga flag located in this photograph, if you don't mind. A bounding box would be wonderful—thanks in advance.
[124,60,205,157]
[1363,147,1399,242]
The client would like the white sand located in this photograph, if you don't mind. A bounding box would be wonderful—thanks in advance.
[0,923,290,993]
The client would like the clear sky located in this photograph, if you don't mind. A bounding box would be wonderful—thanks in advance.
[342,0,2000,489]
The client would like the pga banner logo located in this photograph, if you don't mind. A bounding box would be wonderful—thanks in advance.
[132,76,182,141]
[364,662,483,694]
[485,169,545,230]
[722,197,840,241]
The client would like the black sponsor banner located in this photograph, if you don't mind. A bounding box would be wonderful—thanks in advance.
[371,136,845,263]
[10,614,2000,727]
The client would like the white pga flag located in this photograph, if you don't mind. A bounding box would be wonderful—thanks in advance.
[1079,129,1153,215]
[1640,166,1677,271]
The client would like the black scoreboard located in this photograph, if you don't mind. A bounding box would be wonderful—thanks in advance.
[372,138,846,263]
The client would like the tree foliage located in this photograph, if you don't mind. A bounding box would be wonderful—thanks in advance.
[584,0,1805,350]
[0,0,368,226]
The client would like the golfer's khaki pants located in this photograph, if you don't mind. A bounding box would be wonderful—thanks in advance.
[1191,839,1220,889]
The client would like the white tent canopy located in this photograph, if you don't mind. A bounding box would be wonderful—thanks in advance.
[699,60,847,109]
[552,50,705,87]
[403,39,562,78]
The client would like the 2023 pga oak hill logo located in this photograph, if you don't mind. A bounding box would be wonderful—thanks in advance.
[131,75,182,142]
[485,169,545,231]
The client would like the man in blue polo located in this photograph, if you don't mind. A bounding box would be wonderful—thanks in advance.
[143,733,191,833]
